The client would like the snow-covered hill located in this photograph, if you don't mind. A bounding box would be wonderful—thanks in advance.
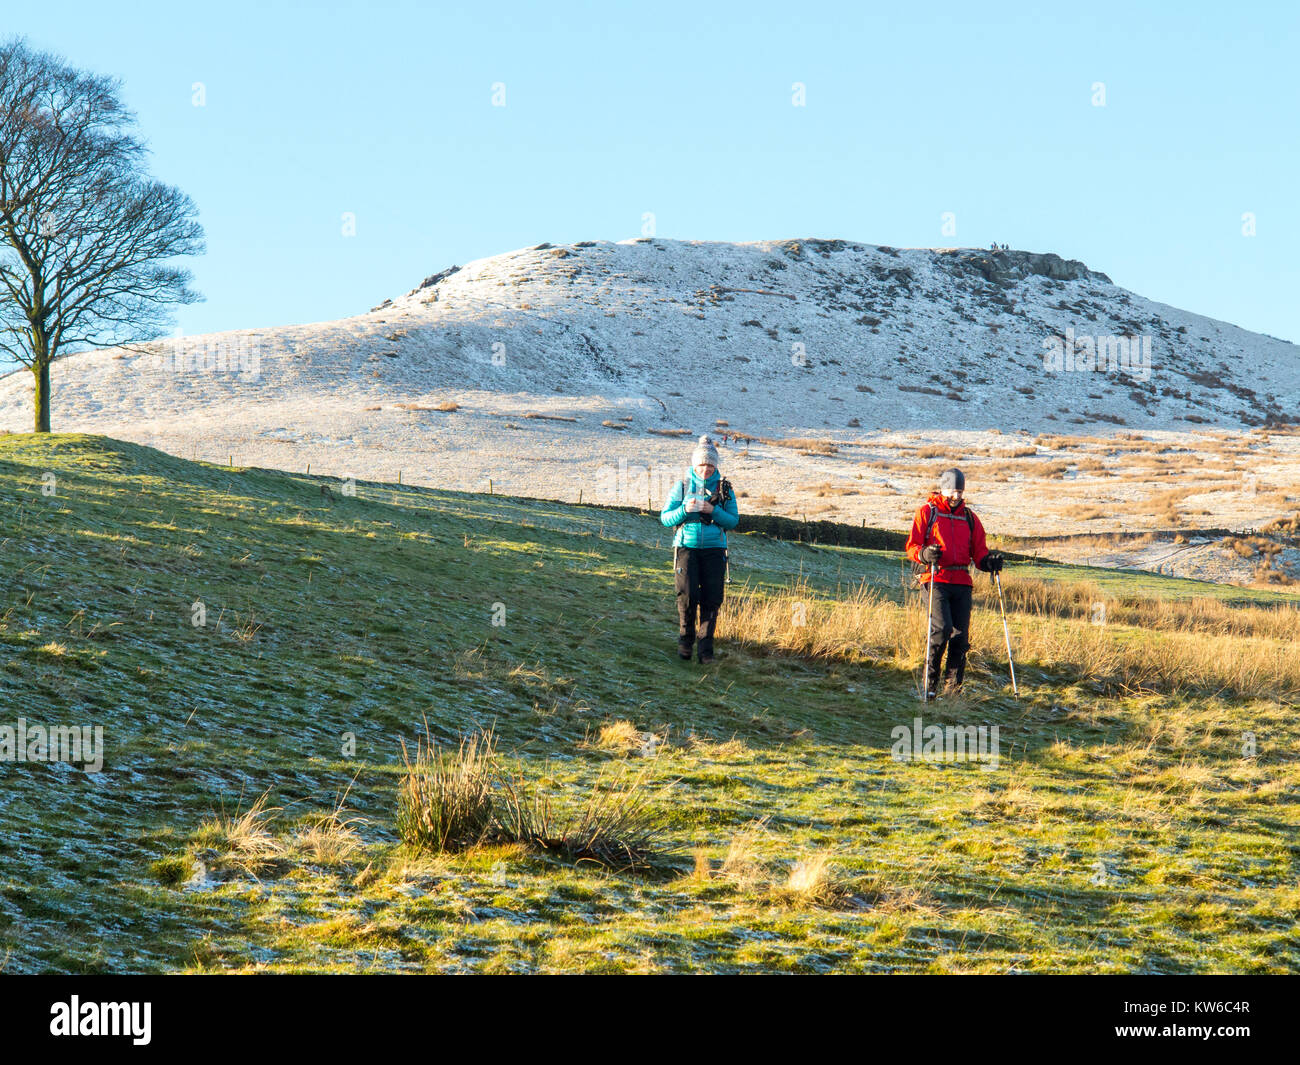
[2,238,1296,439]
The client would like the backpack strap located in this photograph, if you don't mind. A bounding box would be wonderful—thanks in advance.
[923,504,976,549]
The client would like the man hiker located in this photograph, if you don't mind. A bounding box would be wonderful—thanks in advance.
[660,435,739,664]
[904,468,1004,699]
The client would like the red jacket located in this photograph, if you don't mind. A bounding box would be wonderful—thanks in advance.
[905,494,989,586]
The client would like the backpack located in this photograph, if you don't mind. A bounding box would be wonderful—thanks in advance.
[911,502,975,582]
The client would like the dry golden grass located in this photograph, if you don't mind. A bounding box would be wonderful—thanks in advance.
[761,437,839,455]
[196,792,284,877]
[723,575,1299,699]
[524,412,578,423]
[1056,504,1106,521]
[703,820,852,908]
[797,481,860,496]
[977,460,1071,479]
[774,852,850,908]
[293,808,365,865]
[1261,513,1300,539]
[726,579,919,665]
[1070,456,1110,472]
[594,719,642,753]
[689,736,748,759]
[991,576,1298,641]
[969,771,1042,817]
[1225,537,1257,559]
[718,819,771,889]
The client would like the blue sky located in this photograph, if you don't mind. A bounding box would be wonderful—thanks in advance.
[12,1,1299,343]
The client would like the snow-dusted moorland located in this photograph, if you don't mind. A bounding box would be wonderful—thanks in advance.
[1,238,1296,581]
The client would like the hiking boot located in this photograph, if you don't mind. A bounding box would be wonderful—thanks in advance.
[677,638,694,660]
[697,638,715,665]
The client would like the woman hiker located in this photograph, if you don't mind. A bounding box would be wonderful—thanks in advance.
[904,468,1004,699]
[660,435,739,664]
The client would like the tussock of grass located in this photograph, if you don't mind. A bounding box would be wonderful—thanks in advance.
[717,819,771,889]
[970,774,1041,816]
[590,720,663,758]
[497,766,669,872]
[193,792,284,878]
[149,853,195,887]
[689,736,748,759]
[594,719,641,752]
[396,729,496,853]
[292,809,365,865]
[397,728,671,871]
[775,853,848,908]
[703,822,852,909]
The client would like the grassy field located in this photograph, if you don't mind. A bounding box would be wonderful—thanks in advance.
[0,433,1297,974]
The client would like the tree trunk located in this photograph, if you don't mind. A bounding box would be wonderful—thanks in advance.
[33,356,51,433]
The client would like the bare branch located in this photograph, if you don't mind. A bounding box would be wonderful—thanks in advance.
[0,35,204,429]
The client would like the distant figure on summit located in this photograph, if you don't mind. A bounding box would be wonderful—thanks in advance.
[905,468,1004,699]
[660,435,739,664]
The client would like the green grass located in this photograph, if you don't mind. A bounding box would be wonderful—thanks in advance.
[0,433,1297,973]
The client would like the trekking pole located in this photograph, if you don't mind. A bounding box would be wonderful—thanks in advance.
[993,571,1019,696]
[920,563,936,702]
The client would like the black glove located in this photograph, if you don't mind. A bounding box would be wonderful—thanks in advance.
[981,550,1004,574]
[919,545,942,565]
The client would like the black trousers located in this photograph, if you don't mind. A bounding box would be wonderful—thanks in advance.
[675,546,727,650]
[925,581,973,694]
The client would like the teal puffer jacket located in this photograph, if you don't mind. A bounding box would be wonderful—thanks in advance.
[660,467,740,549]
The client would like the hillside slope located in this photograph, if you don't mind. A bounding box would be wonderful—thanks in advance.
[2,240,1297,578]
[1,435,1296,973]
[2,239,1295,441]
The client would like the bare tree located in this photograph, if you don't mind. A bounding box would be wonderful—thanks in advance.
[0,37,203,432]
